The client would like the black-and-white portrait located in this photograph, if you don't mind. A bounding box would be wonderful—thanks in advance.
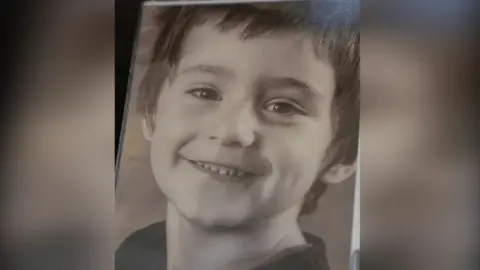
[115,1,359,270]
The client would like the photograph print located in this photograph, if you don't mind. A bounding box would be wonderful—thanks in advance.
[115,1,359,270]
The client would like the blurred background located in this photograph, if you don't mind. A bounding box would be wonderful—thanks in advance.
[0,0,478,270]
[1,1,114,270]
[361,0,478,270]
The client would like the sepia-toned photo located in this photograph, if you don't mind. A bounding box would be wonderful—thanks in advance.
[115,1,359,270]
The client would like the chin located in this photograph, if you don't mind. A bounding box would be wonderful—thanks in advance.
[180,204,257,229]
[191,216,245,229]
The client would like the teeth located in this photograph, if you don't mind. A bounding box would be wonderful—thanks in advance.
[194,161,248,177]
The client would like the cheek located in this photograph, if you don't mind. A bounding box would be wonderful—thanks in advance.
[153,93,204,140]
[264,120,332,188]
[286,118,332,162]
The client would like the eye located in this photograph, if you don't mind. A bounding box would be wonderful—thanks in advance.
[264,99,306,116]
[187,87,222,101]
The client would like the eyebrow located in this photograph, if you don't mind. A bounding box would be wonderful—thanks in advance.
[179,64,234,78]
[259,77,323,99]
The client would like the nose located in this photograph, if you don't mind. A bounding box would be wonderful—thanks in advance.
[207,105,259,148]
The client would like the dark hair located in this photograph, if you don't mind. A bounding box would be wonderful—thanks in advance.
[137,3,359,215]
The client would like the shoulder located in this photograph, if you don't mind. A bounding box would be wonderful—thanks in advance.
[115,223,330,270]
[256,232,330,270]
[303,232,330,270]
[115,222,167,270]
[303,231,328,254]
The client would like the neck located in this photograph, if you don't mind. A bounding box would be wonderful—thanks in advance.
[166,204,306,270]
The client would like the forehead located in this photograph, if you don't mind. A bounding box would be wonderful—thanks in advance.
[176,23,335,96]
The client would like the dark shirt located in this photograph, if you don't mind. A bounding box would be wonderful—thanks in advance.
[116,222,330,270]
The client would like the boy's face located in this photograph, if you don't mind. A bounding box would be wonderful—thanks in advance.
[147,23,336,227]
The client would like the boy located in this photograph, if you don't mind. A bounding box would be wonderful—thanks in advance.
[117,2,358,270]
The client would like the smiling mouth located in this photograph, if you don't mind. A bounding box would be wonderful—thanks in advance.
[186,159,256,178]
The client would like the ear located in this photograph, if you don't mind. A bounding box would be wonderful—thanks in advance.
[141,117,154,141]
[322,161,357,184]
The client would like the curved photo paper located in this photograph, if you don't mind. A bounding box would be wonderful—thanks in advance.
[116,1,359,270]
